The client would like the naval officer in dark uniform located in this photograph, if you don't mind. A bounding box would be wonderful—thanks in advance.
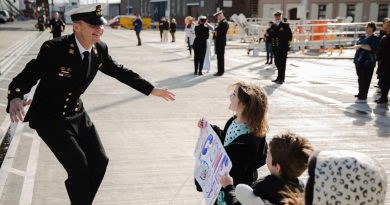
[7,4,175,205]
[49,12,66,38]
[213,10,229,76]
[270,10,292,84]
[193,16,209,76]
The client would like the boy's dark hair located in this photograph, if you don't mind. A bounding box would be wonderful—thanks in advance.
[366,21,376,32]
[269,132,313,180]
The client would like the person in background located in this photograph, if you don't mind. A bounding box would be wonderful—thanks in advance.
[184,16,195,56]
[375,17,390,91]
[213,10,229,76]
[162,18,170,42]
[353,21,378,103]
[170,18,176,42]
[202,20,214,73]
[221,132,313,205]
[270,10,292,84]
[158,17,165,41]
[49,12,65,38]
[132,14,143,46]
[264,21,274,65]
[196,81,269,205]
[193,16,209,76]
[376,18,390,104]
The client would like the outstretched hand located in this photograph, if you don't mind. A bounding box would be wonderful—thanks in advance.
[9,98,32,123]
[151,88,176,101]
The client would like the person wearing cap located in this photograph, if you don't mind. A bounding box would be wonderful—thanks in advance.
[193,16,209,76]
[213,10,229,76]
[49,12,65,38]
[270,10,292,84]
[6,4,175,205]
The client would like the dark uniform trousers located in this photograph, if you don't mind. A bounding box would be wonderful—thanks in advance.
[193,25,209,75]
[32,111,108,205]
[6,34,155,205]
[355,64,375,99]
[273,48,288,81]
[214,19,229,75]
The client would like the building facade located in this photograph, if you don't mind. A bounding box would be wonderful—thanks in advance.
[259,0,390,22]
[120,0,258,26]
[119,0,389,27]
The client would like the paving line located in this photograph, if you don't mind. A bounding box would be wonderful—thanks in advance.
[19,132,40,205]
[0,30,49,82]
[0,122,25,197]
[0,32,36,62]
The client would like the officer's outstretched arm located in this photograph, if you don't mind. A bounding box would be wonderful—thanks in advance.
[7,42,50,113]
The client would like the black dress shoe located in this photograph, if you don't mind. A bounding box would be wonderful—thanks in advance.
[354,94,359,98]
[276,80,284,84]
[194,71,197,75]
[375,98,388,104]
[198,72,203,76]
[213,73,223,76]
[265,62,269,64]
[272,78,279,82]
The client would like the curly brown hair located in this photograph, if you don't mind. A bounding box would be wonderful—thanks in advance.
[269,132,313,180]
[230,81,268,137]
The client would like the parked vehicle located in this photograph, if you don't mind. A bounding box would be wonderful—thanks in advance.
[0,10,12,23]
[108,15,151,30]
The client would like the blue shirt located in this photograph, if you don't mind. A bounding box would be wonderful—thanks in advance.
[133,18,143,32]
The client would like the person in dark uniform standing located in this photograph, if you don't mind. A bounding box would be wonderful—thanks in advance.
[49,12,65,38]
[213,10,229,76]
[270,10,292,84]
[376,19,390,104]
[7,4,175,205]
[193,16,209,76]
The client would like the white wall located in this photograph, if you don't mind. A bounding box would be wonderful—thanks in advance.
[338,3,347,18]
[263,4,281,18]
[355,2,363,22]
[326,3,333,19]
[310,3,318,19]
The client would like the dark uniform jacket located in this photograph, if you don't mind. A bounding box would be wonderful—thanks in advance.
[193,24,209,50]
[7,34,154,124]
[195,117,268,196]
[377,34,390,84]
[49,18,65,36]
[214,18,229,47]
[270,22,292,51]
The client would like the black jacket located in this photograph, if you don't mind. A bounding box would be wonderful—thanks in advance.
[193,24,209,50]
[7,34,154,123]
[270,22,292,51]
[377,34,390,84]
[170,22,176,32]
[49,18,65,35]
[214,18,229,47]
[195,117,268,193]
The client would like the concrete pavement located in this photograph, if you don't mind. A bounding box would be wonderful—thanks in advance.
[0,21,389,204]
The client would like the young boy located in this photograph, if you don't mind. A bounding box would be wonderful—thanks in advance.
[220,132,313,205]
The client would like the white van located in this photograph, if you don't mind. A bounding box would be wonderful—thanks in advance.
[0,10,11,23]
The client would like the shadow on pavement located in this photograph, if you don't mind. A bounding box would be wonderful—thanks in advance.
[155,73,215,89]
[343,103,373,126]
[373,104,390,137]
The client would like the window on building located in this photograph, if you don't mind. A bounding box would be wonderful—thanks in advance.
[346,4,355,22]
[250,0,258,17]
[318,4,326,19]
[378,4,389,22]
